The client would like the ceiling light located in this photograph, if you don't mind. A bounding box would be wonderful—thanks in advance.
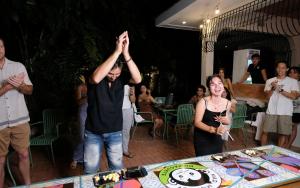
[182,21,187,25]
[199,24,204,29]
[215,8,220,15]
[206,19,211,23]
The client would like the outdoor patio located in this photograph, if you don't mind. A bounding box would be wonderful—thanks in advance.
[6,124,300,187]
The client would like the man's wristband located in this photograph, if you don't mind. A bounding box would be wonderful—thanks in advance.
[125,57,132,63]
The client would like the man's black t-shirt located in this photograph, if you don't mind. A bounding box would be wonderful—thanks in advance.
[85,77,125,134]
[247,63,266,84]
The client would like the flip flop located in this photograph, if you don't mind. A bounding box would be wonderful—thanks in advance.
[123,152,135,158]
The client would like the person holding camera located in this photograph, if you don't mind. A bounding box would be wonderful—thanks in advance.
[261,62,299,148]
[84,31,141,174]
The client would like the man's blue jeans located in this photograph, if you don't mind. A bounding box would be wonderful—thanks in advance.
[84,130,123,174]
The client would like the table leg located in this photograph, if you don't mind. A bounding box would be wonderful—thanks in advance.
[163,112,171,140]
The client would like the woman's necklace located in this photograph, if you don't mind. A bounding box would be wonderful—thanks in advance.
[210,97,221,111]
[211,102,219,110]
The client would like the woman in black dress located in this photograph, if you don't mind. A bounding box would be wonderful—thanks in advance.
[194,75,231,156]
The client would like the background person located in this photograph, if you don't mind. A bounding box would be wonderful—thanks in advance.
[238,54,267,84]
[138,85,164,137]
[0,38,33,186]
[194,75,231,156]
[221,87,236,141]
[188,85,206,108]
[221,87,237,113]
[122,84,135,158]
[286,67,300,148]
[70,75,88,169]
[84,31,141,174]
[261,62,299,148]
[218,68,235,98]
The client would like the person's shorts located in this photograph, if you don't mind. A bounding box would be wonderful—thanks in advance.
[0,123,30,156]
[292,113,300,124]
[262,114,292,135]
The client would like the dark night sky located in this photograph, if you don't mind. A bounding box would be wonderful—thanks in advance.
[0,0,202,104]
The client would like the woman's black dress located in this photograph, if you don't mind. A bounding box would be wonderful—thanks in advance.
[194,99,227,156]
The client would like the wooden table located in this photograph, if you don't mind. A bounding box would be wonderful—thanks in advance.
[15,145,300,188]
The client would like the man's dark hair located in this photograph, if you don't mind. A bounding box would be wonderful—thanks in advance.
[0,37,4,44]
[197,85,206,93]
[275,60,288,68]
[287,66,300,75]
[251,54,260,59]
[219,67,225,72]
[111,58,124,70]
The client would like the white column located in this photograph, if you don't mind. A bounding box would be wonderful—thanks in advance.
[201,49,214,86]
[288,35,300,67]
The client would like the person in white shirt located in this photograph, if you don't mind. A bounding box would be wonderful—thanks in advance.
[0,38,33,186]
[122,84,135,158]
[286,67,300,148]
[261,62,299,148]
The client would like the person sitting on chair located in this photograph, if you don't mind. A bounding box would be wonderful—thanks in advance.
[138,85,164,137]
[189,85,206,108]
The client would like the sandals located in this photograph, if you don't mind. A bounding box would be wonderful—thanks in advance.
[154,128,162,137]
[123,152,135,158]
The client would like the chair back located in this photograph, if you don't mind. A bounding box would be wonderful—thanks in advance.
[165,93,174,105]
[43,109,63,136]
[176,104,194,124]
[154,97,166,105]
[231,103,247,129]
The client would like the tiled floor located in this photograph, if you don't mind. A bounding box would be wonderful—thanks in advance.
[4,125,299,187]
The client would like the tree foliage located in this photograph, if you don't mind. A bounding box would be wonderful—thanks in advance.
[0,0,181,114]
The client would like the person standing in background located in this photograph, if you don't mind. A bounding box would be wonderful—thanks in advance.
[0,37,33,186]
[261,62,299,148]
[238,54,267,84]
[122,84,135,158]
[70,75,88,169]
[218,68,235,98]
[286,67,300,148]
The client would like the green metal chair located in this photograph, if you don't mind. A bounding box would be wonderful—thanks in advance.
[30,109,63,165]
[131,111,155,139]
[230,103,248,146]
[168,104,195,145]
